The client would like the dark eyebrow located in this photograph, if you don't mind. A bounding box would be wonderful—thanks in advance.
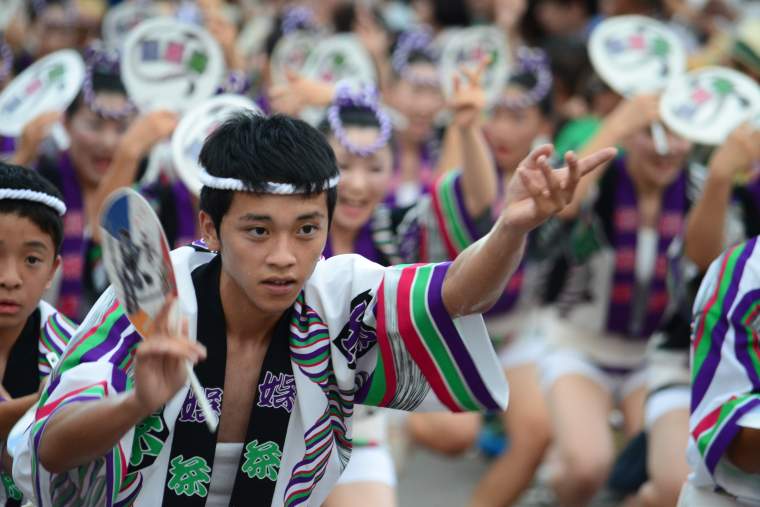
[239,212,326,222]
[24,241,50,252]
[239,214,272,222]
[297,212,325,221]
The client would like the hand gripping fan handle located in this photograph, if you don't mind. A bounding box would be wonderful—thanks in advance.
[187,362,219,433]
[651,122,669,155]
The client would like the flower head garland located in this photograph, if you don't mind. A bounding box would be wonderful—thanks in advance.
[218,70,251,95]
[281,6,315,35]
[497,47,553,110]
[82,42,137,120]
[327,82,392,158]
[0,39,12,84]
[392,28,439,87]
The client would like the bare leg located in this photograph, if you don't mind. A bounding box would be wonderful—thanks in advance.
[547,374,615,507]
[406,412,481,456]
[620,386,646,438]
[637,408,690,507]
[469,363,552,507]
[323,482,396,507]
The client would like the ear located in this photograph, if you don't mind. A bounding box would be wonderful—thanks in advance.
[45,255,62,290]
[199,211,221,252]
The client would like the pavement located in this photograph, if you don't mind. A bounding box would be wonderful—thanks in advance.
[397,447,622,507]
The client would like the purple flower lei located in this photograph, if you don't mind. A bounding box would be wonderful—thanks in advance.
[392,28,439,87]
[281,6,315,35]
[218,70,250,95]
[0,39,12,83]
[497,47,553,110]
[327,83,392,158]
[82,43,137,120]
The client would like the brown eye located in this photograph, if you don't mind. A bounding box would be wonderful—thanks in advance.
[247,227,268,238]
[298,224,319,236]
[26,256,42,266]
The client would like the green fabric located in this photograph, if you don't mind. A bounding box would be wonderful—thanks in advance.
[554,117,602,159]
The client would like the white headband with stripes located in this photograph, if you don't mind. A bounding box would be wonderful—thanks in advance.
[199,169,340,195]
[0,188,67,216]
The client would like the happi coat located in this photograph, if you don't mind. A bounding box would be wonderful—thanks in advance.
[19,243,508,506]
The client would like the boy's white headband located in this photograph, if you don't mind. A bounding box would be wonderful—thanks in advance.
[198,169,340,195]
[0,188,67,216]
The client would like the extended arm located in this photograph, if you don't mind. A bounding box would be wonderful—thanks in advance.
[442,145,616,316]
[684,123,760,270]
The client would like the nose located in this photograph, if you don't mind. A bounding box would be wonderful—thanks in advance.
[340,168,368,196]
[265,234,297,270]
[101,125,121,153]
[417,89,441,115]
[0,259,22,290]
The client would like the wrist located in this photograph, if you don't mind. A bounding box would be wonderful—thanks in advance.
[493,215,529,246]
[708,158,745,185]
[122,392,152,422]
[11,148,33,166]
[116,141,146,165]
[457,122,479,134]
[226,50,244,71]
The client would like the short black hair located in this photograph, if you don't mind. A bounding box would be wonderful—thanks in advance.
[199,113,339,234]
[65,67,127,119]
[27,0,65,23]
[318,105,395,155]
[332,2,386,35]
[431,0,471,28]
[389,39,438,81]
[0,162,64,255]
[318,105,382,134]
[507,72,554,117]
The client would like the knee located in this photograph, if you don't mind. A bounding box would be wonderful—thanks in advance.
[435,421,479,456]
[512,407,552,441]
[560,451,612,498]
[407,413,479,456]
[508,413,552,455]
[646,476,686,506]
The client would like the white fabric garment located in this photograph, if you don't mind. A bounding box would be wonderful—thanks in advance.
[20,247,509,507]
[335,446,396,486]
[687,239,760,503]
[635,227,658,286]
[206,443,244,507]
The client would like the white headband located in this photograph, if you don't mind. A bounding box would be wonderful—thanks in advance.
[0,188,67,216]
[198,169,340,195]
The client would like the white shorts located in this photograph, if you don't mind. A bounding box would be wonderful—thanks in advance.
[644,385,690,429]
[678,481,744,507]
[336,446,397,487]
[499,337,547,371]
[541,348,648,402]
[647,347,690,393]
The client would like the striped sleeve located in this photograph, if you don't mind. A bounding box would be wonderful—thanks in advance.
[37,311,77,378]
[689,237,760,485]
[27,289,140,507]
[355,261,508,413]
[427,170,491,259]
